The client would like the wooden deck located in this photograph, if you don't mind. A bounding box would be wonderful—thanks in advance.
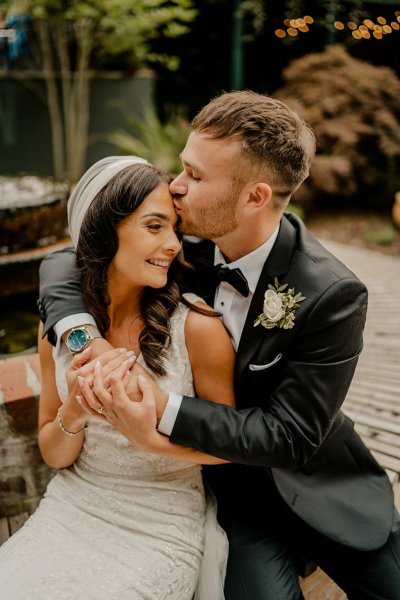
[301,241,400,600]
[1,240,399,599]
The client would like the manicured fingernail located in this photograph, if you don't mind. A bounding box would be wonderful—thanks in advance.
[138,375,146,383]
[76,395,82,405]
[86,376,93,386]
[119,347,127,353]
[95,360,101,370]
[126,350,135,358]
[127,355,136,365]
[78,376,84,387]
[81,347,91,355]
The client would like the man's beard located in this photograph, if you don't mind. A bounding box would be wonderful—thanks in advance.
[176,197,239,240]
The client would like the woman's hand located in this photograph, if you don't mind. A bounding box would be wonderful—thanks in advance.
[77,360,163,451]
[60,347,133,426]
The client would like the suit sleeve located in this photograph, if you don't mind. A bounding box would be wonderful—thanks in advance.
[37,247,86,344]
[170,277,368,468]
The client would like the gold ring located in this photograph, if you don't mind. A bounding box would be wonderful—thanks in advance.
[97,406,106,415]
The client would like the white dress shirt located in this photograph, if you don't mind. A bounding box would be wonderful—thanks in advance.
[158,224,280,435]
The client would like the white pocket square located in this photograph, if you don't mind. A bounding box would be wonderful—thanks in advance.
[249,353,283,371]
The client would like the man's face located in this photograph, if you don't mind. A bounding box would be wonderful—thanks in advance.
[170,132,243,240]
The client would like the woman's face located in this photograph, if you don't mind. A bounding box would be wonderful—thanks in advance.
[108,183,181,290]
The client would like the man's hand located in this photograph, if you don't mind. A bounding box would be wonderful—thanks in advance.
[125,362,169,425]
[77,360,167,451]
[70,347,136,413]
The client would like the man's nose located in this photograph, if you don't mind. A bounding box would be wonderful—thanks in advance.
[170,173,187,196]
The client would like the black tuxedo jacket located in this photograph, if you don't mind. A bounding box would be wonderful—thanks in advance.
[38,213,395,552]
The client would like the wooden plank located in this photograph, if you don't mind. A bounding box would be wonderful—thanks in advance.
[301,568,346,600]
[355,426,400,449]
[346,390,400,408]
[344,410,400,436]
[356,437,400,461]
[8,512,29,536]
[370,451,400,474]
[0,517,10,546]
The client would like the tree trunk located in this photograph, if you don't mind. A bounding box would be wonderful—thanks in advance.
[36,19,65,180]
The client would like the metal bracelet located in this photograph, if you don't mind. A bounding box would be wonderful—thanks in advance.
[56,406,87,436]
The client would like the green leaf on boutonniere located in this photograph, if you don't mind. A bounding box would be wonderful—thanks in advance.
[254,278,306,331]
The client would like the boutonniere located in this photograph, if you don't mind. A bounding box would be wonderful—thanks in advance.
[254,277,306,330]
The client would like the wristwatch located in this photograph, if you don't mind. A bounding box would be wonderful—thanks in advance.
[65,326,101,354]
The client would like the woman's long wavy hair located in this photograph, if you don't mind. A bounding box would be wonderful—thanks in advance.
[75,163,208,377]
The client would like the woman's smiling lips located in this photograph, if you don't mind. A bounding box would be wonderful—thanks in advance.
[146,258,171,270]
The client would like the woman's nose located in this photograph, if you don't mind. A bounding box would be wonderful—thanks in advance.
[165,230,182,255]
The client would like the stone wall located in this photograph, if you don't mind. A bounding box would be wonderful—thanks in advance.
[0,354,54,518]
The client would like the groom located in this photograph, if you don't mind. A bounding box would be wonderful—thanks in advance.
[38,91,400,599]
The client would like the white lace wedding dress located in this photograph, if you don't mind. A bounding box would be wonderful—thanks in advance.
[0,294,228,600]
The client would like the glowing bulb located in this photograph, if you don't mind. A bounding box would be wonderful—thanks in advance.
[275,29,286,38]
[287,27,298,37]
[377,16,386,25]
[334,21,344,30]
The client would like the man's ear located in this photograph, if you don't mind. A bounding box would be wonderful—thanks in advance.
[246,182,273,210]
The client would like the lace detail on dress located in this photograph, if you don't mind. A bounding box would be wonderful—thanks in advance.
[0,293,227,600]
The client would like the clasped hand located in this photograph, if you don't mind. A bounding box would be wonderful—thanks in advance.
[69,347,168,451]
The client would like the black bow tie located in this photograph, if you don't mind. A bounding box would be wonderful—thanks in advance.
[196,259,250,297]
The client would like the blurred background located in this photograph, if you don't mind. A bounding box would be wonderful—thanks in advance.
[1,0,399,357]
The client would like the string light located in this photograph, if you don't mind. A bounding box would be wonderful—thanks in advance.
[334,21,345,30]
[274,10,400,42]
[274,14,314,38]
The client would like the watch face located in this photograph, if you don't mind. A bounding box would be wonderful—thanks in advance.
[67,329,88,351]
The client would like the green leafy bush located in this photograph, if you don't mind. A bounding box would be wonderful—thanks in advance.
[276,45,400,210]
[109,107,190,175]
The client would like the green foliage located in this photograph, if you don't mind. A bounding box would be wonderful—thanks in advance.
[276,45,400,210]
[6,0,197,70]
[109,106,190,174]
[0,310,39,355]
[363,224,395,246]
[286,202,304,221]
[3,0,196,180]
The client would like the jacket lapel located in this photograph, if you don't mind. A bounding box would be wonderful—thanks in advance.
[235,215,298,382]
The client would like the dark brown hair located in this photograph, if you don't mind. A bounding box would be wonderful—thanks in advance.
[76,163,208,376]
[192,90,316,208]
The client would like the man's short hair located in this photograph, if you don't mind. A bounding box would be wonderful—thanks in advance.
[192,90,316,209]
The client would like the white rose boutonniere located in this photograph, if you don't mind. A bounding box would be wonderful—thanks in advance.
[254,277,306,330]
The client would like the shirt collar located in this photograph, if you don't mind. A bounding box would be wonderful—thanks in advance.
[214,224,280,294]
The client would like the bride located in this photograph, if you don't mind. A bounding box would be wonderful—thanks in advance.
[0,156,235,599]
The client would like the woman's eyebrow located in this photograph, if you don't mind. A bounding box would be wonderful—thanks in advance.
[140,212,170,220]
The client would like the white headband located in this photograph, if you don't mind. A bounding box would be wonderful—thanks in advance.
[67,155,148,247]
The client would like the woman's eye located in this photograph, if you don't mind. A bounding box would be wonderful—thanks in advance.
[147,223,162,231]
